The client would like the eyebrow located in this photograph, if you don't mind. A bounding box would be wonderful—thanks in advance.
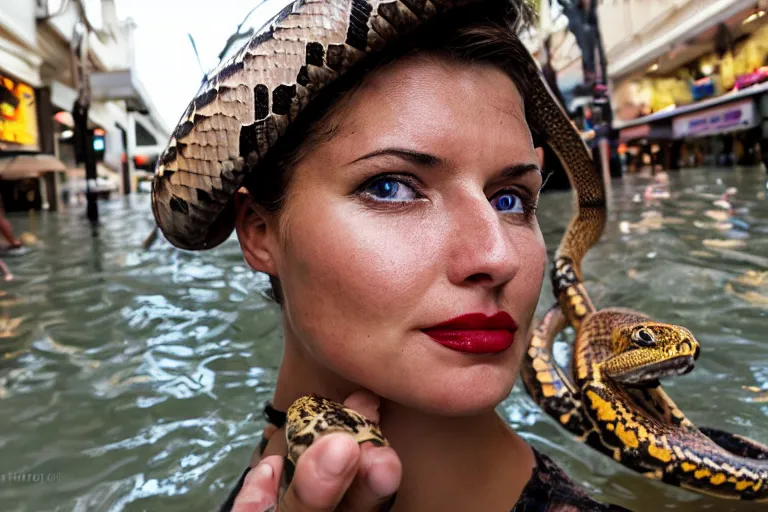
[350,148,442,167]
[349,147,542,177]
[500,163,542,179]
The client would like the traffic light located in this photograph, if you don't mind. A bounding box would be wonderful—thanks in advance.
[92,129,105,161]
[73,127,105,164]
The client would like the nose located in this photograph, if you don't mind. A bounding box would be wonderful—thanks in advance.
[446,192,520,288]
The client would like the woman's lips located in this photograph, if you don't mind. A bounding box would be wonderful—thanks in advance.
[421,312,518,354]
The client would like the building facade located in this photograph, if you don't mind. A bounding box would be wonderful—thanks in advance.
[600,0,768,171]
[0,0,168,212]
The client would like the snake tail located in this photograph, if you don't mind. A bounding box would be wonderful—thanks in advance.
[582,381,768,502]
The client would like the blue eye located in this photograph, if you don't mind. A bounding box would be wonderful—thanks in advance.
[491,192,525,213]
[365,179,417,202]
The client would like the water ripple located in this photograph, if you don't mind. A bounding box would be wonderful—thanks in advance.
[0,168,766,511]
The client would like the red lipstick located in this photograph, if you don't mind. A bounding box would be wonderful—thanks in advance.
[422,312,518,354]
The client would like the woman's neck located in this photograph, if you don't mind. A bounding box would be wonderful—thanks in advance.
[377,399,535,511]
[263,337,536,511]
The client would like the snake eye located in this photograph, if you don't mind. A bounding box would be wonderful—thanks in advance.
[631,327,656,346]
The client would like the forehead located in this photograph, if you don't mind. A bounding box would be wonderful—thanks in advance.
[320,55,534,158]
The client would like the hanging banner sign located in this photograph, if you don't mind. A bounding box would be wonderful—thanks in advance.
[0,72,40,152]
[672,98,757,139]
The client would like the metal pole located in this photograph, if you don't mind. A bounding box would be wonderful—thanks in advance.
[72,99,98,226]
[85,129,99,226]
[70,8,98,232]
[598,137,613,203]
[124,111,137,195]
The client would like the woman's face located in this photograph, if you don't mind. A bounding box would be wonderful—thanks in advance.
[249,55,546,415]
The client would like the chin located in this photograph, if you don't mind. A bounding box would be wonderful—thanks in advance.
[321,329,526,417]
[382,362,519,417]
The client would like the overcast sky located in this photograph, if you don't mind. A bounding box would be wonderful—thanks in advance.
[115,0,292,132]
[114,0,567,134]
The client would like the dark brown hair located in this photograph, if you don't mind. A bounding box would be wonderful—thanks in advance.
[242,1,538,306]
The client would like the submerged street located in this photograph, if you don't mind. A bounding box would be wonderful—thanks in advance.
[0,167,766,511]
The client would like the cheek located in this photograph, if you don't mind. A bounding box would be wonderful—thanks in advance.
[507,229,547,325]
[277,201,440,357]
[291,215,433,300]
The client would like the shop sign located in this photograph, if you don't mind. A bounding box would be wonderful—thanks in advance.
[672,99,757,139]
[0,73,40,152]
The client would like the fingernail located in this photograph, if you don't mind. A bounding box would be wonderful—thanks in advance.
[319,437,354,477]
[254,462,273,479]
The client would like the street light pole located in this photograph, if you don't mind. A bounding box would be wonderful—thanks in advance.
[70,15,98,231]
[72,98,98,225]
[587,0,615,198]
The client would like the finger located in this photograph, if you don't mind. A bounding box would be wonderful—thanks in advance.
[342,390,381,423]
[337,443,402,512]
[232,456,283,512]
[280,432,361,510]
[251,423,280,466]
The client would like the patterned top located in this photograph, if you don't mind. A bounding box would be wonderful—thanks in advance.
[217,442,633,511]
[511,449,632,512]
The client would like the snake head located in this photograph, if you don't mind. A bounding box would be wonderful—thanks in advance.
[604,322,701,386]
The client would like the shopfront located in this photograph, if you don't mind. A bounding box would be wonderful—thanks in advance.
[671,97,763,168]
[0,67,69,212]
[609,4,768,171]
[0,72,40,153]
[0,71,42,211]
[614,78,768,169]
[618,122,676,173]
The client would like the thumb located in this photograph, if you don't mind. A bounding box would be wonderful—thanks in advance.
[280,433,361,511]
[232,456,283,512]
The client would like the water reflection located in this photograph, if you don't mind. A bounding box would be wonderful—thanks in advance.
[0,169,766,511]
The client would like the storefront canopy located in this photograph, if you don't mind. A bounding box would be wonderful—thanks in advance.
[615,81,768,130]
[619,123,673,143]
[0,154,66,180]
[90,69,154,115]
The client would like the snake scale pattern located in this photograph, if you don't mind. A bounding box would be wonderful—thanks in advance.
[150,0,767,502]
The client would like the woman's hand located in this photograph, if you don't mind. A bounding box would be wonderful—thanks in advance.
[232,391,402,511]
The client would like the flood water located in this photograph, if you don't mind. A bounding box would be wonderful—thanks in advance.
[1,167,767,512]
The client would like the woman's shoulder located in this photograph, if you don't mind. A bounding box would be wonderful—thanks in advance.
[511,449,634,512]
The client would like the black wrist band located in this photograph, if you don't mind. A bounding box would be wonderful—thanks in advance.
[263,401,287,429]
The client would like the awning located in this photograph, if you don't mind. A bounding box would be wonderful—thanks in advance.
[615,81,768,130]
[90,69,154,114]
[0,154,67,180]
[619,123,673,143]
[0,38,42,87]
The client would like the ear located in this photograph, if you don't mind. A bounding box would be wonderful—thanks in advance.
[233,188,280,277]
[535,146,545,170]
